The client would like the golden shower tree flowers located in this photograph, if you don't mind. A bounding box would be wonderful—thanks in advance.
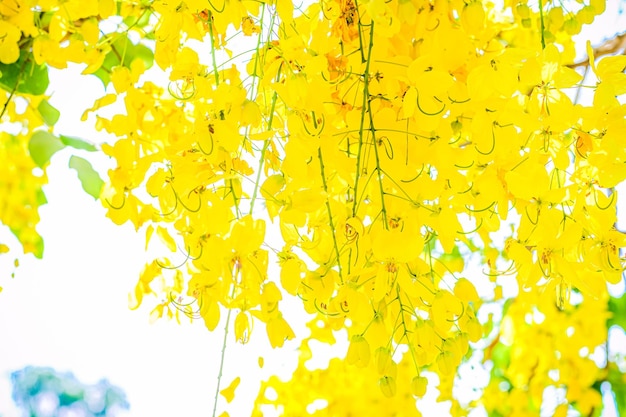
[2,0,626,415]
[586,40,626,109]
[265,313,296,348]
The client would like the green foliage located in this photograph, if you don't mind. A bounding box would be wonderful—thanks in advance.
[37,100,60,126]
[0,50,48,95]
[11,366,129,417]
[28,131,99,167]
[59,135,98,152]
[608,293,626,329]
[608,363,626,416]
[69,155,104,199]
[92,36,154,86]
[28,131,66,167]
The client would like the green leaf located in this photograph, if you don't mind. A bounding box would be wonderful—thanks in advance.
[0,50,49,95]
[92,35,154,86]
[28,131,65,167]
[438,244,465,273]
[607,296,626,416]
[37,99,60,126]
[490,342,511,371]
[59,135,98,152]
[608,364,626,416]
[123,9,152,29]
[69,155,104,199]
[608,293,626,329]
[36,189,48,206]
[9,225,44,259]
[33,237,44,259]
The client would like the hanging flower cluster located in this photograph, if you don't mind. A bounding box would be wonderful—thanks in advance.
[1,0,625,415]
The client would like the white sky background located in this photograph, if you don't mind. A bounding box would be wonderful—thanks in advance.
[1,2,626,417]
[0,64,302,417]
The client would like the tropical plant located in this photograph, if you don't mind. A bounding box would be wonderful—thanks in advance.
[0,0,625,415]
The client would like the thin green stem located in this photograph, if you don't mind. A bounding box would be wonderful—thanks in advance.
[248,8,278,214]
[247,5,267,99]
[208,12,220,86]
[249,66,280,214]
[573,65,589,105]
[212,287,236,417]
[225,178,241,218]
[538,0,546,49]
[0,52,29,120]
[318,146,344,283]
[365,52,388,227]
[396,288,419,374]
[352,23,375,217]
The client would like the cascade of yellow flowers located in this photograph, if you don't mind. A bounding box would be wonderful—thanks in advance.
[1,0,625,415]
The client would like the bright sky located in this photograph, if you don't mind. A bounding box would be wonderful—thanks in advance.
[1,3,626,417]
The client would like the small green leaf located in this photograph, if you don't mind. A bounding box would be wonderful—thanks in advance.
[438,245,465,273]
[490,342,510,370]
[59,135,98,152]
[0,50,49,95]
[33,237,44,259]
[69,155,104,199]
[37,100,60,126]
[608,293,626,329]
[123,10,152,29]
[36,189,47,206]
[608,364,626,416]
[92,35,154,86]
[9,225,44,259]
[28,131,65,167]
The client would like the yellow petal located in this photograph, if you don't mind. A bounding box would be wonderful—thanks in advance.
[219,377,241,403]
[586,40,597,74]
[454,278,479,302]
[280,258,302,295]
[234,312,250,344]
[156,226,177,252]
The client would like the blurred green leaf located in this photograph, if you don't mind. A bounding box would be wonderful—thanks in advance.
[69,155,104,199]
[608,364,626,416]
[32,237,44,259]
[438,244,465,273]
[60,135,98,152]
[28,131,98,168]
[37,99,60,126]
[8,225,44,259]
[36,188,47,206]
[608,293,626,329]
[491,342,510,370]
[92,35,154,86]
[0,50,49,95]
[28,131,65,167]
[123,9,152,29]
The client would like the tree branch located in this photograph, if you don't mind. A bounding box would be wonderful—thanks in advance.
[569,31,626,68]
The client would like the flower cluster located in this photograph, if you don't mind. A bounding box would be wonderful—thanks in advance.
[2,0,624,415]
